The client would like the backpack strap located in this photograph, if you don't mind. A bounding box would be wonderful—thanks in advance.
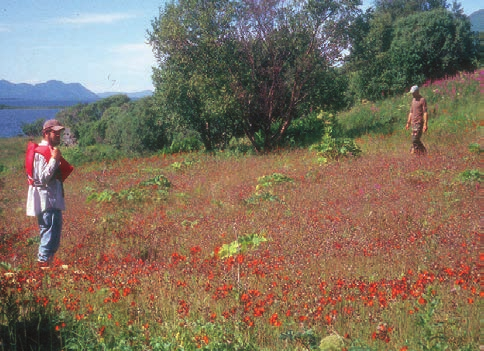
[25,142,74,184]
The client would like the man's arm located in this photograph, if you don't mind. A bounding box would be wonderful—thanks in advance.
[422,98,428,132]
[406,113,412,130]
[36,153,59,185]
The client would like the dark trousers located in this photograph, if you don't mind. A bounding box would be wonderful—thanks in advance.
[411,123,426,154]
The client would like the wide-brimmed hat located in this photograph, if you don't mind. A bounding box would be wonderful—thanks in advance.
[42,119,65,132]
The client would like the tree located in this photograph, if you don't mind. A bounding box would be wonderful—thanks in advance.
[373,0,448,19]
[228,0,359,151]
[149,0,243,151]
[344,9,395,100]
[149,0,360,152]
[57,95,130,144]
[346,0,477,100]
[389,9,476,87]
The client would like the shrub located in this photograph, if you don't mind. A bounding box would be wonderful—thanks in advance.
[164,131,203,154]
[62,145,128,166]
[468,143,480,154]
[283,111,330,147]
[21,118,45,137]
[455,169,481,184]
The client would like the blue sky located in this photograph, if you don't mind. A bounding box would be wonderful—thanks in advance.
[0,0,481,94]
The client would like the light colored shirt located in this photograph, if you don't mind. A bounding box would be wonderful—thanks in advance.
[26,140,65,216]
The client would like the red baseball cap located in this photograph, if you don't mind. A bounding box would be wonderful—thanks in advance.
[42,119,65,132]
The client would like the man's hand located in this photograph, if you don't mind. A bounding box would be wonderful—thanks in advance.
[423,125,428,132]
[51,147,61,161]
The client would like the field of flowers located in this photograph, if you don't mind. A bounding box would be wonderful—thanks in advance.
[0,71,480,350]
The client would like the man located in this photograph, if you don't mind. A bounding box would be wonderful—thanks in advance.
[26,119,73,268]
[406,85,428,154]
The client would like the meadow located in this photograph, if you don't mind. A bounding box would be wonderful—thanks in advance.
[0,71,480,350]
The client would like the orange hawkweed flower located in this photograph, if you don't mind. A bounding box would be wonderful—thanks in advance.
[253,307,265,317]
[269,313,282,326]
[243,316,254,327]
[190,246,201,255]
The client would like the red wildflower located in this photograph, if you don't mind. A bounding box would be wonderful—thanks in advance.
[190,246,201,255]
[243,316,254,327]
[269,313,282,326]
[253,307,265,317]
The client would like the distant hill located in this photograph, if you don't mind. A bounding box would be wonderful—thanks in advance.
[97,90,153,99]
[469,9,484,32]
[0,79,99,101]
[0,80,153,103]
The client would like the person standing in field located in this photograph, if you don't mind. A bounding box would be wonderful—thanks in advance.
[26,119,73,268]
[406,85,428,154]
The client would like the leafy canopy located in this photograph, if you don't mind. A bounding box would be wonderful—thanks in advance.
[345,0,477,100]
[148,0,361,152]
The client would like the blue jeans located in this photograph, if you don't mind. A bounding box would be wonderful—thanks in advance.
[37,209,63,262]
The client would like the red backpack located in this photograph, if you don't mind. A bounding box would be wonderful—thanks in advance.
[25,141,74,185]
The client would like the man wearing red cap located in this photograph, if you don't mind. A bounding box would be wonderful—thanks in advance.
[26,119,73,268]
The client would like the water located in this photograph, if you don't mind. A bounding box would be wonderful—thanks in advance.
[0,99,97,138]
[0,108,62,138]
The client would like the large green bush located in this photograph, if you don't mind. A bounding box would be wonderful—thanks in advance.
[346,3,477,101]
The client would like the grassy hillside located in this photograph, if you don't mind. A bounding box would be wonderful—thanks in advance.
[0,71,480,350]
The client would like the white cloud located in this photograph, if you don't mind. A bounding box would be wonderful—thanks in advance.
[112,43,151,53]
[0,25,10,32]
[56,13,135,25]
[88,42,156,92]
[110,42,156,73]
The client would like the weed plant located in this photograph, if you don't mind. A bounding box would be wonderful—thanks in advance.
[0,71,480,350]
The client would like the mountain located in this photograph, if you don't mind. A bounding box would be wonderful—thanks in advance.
[97,90,153,99]
[469,9,484,32]
[0,80,99,101]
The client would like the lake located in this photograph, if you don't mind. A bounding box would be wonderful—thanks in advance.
[0,108,62,138]
[0,99,96,138]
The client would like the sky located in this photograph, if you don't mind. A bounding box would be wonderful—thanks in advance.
[0,0,481,94]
